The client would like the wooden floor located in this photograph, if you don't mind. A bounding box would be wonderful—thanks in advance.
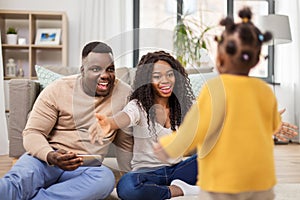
[1,143,300,183]
[273,143,300,183]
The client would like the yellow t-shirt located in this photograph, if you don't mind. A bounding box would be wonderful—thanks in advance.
[160,74,281,193]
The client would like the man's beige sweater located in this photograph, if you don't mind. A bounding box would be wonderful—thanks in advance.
[23,75,132,163]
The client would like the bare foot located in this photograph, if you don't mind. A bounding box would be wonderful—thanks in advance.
[169,185,184,197]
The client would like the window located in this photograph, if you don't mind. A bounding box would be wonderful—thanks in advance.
[134,0,227,67]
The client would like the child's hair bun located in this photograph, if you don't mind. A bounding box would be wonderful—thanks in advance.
[220,17,235,33]
[226,40,237,55]
[261,32,273,43]
[238,7,252,23]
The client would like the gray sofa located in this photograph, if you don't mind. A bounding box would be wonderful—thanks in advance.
[8,66,217,158]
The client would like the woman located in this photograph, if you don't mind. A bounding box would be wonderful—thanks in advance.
[90,50,199,199]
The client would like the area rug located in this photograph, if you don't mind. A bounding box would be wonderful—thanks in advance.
[105,183,300,200]
[168,183,300,200]
[274,183,300,200]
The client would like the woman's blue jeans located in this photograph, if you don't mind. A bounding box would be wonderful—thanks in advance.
[117,154,197,200]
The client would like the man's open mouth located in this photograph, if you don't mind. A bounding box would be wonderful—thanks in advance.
[97,82,109,90]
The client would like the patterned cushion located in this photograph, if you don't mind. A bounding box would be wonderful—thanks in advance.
[188,73,207,96]
[188,72,218,96]
[35,65,63,89]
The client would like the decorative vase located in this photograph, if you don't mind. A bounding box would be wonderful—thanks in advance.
[6,34,18,45]
[5,58,17,77]
[17,67,24,77]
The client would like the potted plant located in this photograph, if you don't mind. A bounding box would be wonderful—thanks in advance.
[6,27,18,45]
[173,14,215,71]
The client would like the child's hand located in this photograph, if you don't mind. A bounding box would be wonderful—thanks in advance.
[153,142,170,162]
[274,109,298,141]
[88,114,111,145]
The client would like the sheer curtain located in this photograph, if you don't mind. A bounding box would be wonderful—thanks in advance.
[78,0,133,68]
[274,0,300,136]
[0,32,9,155]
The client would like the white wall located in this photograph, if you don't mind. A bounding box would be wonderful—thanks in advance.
[274,0,300,142]
[0,0,81,67]
[0,29,8,155]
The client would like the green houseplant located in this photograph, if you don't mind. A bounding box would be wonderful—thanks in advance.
[6,27,18,45]
[173,14,214,68]
[6,27,17,34]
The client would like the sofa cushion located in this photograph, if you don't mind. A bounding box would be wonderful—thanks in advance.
[8,79,40,157]
[115,67,136,86]
[188,71,218,96]
[35,65,64,89]
[42,65,81,76]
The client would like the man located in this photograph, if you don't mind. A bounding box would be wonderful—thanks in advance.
[0,41,133,199]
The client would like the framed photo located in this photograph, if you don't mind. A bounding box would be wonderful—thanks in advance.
[35,29,61,45]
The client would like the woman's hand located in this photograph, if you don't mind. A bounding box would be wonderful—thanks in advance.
[47,149,83,170]
[88,114,111,145]
[274,109,298,141]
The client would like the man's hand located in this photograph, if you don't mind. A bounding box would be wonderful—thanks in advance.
[274,109,298,141]
[47,149,83,171]
[88,113,111,145]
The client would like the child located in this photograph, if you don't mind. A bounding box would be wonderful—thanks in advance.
[89,50,199,200]
[154,7,281,200]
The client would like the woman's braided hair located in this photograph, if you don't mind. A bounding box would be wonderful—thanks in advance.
[130,51,195,133]
[215,7,273,69]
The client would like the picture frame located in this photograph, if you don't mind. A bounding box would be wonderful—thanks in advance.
[35,29,61,45]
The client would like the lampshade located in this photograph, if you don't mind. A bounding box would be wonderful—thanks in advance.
[257,14,292,45]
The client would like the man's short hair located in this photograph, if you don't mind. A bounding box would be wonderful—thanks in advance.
[82,41,113,59]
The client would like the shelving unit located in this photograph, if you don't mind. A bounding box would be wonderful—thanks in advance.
[0,10,68,80]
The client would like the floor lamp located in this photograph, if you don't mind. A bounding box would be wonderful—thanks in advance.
[257,14,292,144]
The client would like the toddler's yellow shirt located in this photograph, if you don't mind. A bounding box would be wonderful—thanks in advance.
[160,74,281,193]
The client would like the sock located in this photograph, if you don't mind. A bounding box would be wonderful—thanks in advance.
[171,179,200,196]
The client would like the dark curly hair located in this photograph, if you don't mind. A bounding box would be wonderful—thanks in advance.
[130,51,195,133]
[215,7,272,70]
